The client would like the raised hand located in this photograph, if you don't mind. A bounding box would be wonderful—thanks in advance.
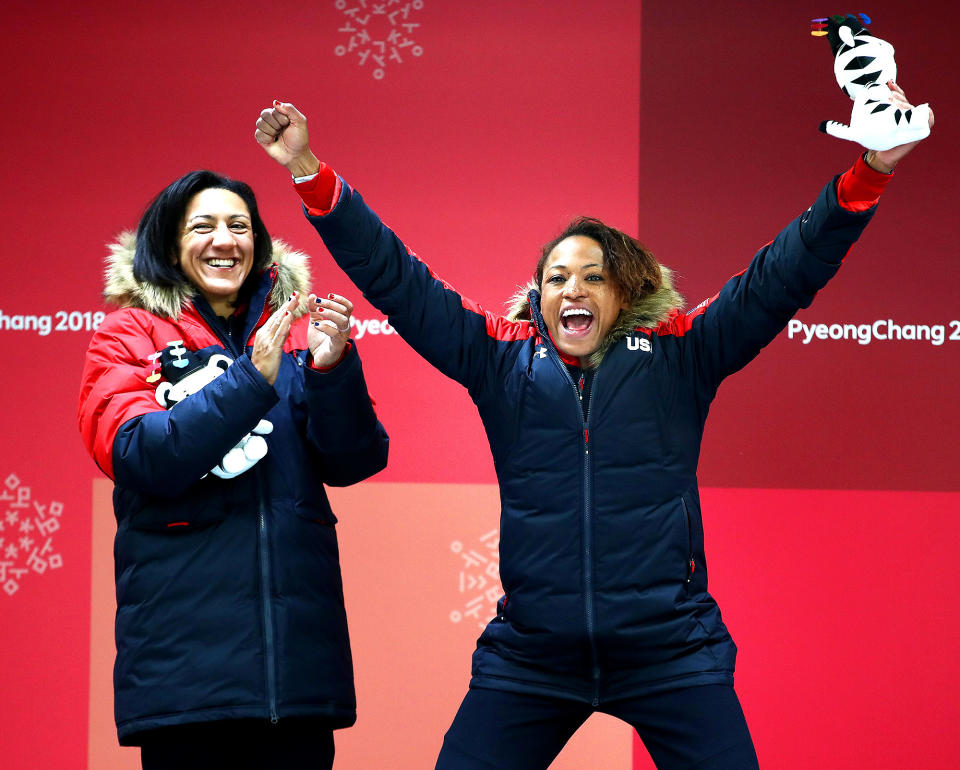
[307,293,353,368]
[251,293,299,385]
[254,101,320,178]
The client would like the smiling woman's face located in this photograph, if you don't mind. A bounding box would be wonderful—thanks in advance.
[177,187,255,315]
[539,235,628,364]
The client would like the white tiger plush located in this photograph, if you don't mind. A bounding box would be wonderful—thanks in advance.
[812,14,930,151]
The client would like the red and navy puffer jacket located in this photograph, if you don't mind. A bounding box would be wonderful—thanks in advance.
[78,237,388,744]
[300,164,875,706]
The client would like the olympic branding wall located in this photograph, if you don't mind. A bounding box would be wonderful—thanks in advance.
[1,1,957,768]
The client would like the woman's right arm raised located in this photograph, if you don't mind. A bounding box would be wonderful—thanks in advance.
[254,101,522,393]
[255,101,321,180]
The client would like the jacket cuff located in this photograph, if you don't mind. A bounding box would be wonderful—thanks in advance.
[307,340,353,372]
[836,153,893,213]
[293,162,341,216]
[303,341,378,421]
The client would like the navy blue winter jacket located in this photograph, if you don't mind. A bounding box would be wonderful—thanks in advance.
[79,239,389,743]
[303,172,874,705]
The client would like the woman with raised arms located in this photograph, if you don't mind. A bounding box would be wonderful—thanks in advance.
[254,77,930,768]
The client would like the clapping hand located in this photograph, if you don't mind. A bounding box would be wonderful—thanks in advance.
[251,293,299,385]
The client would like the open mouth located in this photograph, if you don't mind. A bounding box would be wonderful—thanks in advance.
[561,308,594,336]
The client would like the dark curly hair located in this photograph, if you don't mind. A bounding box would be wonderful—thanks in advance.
[535,217,662,304]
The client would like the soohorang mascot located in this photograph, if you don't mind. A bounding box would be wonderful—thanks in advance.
[813,13,931,150]
[153,344,274,479]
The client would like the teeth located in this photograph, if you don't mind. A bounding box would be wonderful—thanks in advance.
[562,308,592,318]
[208,259,235,267]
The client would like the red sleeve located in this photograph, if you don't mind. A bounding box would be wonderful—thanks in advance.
[836,153,893,212]
[293,162,342,216]
[78,310,170,479]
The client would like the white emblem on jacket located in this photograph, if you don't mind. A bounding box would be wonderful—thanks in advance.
[626,336,652,353]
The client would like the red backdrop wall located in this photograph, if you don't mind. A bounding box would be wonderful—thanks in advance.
[1,1,957,768]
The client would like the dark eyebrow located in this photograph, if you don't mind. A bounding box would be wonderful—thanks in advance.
[186,212,251,224]
[546,261,604,272]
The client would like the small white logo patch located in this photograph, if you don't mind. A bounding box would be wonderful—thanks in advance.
[626,336,652,353]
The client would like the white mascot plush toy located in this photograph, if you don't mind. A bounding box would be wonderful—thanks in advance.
[812,13,931,151]
[154,348,273,479]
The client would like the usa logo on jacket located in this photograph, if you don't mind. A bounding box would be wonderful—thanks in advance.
[626,335,652,353]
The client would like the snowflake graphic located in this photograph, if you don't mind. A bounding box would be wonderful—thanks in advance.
[333,0,425,81]
[449,528,502,630]
[2,473,64,597]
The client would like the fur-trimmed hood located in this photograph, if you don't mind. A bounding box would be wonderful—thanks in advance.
[103,231,313,319]
[506,265,684,367]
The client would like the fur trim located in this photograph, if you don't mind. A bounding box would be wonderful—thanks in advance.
[104,231,313,319]
[505,265,684,367]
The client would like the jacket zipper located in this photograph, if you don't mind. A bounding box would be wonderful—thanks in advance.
[195,280,281,721]
[196,304,242,359]
[249,288,280,723]
[582,372,601,706]
[531,302,602,707]
[258,498,279,723]
[255,275,281,722]
[680,497,695,586]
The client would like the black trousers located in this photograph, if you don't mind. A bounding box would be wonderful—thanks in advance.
[139,718,335,770]
[436,684,759,770]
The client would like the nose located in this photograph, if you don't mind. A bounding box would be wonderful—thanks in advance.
[563,276,586,298]
[211,222,234,247]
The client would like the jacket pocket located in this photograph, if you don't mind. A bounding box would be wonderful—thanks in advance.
[130,499,227,533]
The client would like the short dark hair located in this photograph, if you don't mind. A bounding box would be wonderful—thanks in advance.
[536,217,661,303]
[133,170,273,288]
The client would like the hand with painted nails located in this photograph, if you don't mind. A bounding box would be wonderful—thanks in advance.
[254,101,321,179]
[308,293,353,368]
[251,293,299,385]
[864,81,934,171]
